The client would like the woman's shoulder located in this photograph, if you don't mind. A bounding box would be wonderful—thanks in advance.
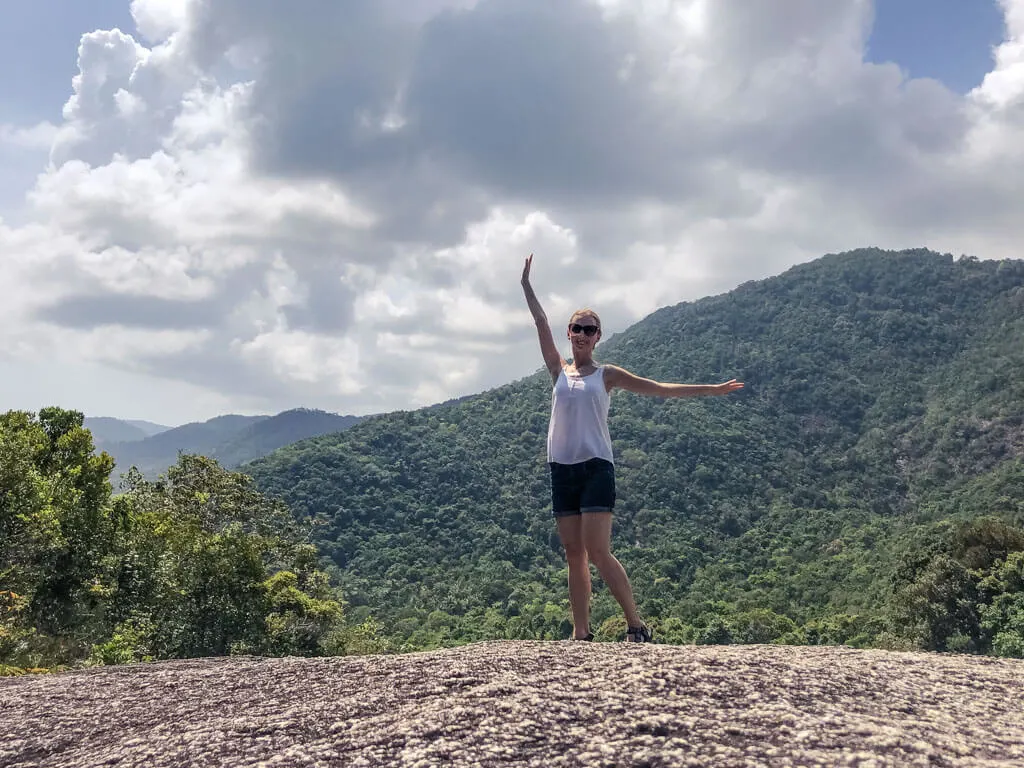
[600,363,632,388]
[599,362,621,376]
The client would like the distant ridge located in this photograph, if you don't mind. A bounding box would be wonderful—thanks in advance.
[85,417,172,447]
[123,419,173,437]
[98,408,364,480]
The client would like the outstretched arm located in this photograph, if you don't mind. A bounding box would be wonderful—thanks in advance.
[521,254,565,383]
[604,364,744,398]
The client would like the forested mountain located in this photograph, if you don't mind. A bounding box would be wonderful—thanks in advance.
[245,248,1024,651]
[124,419,173,437]
[84,417,171,447]
[212,409,364,470]
[5,247,1023,671]
[104,409,363,480]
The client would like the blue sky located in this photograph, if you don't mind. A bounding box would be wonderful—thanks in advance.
[0,1,135,124]
[867,0,1005,91]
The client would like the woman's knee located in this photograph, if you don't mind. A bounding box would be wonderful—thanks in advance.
[564,547,588,567]
[587,548,614,570]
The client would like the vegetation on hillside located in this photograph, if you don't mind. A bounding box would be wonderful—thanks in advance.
[85,417,171,446]
[0,408,384,673]
[102,408,363,480]
[4,247,1024,668]
[244,248,1024,652]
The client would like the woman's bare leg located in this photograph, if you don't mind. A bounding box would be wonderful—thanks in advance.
[556,515,592,638]
[581,512,643,628]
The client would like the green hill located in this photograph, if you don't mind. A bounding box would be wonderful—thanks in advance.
[84,417,172,447]
[105,409,363,480]
[212,409,364,470]
[243,248,1024,649]
[105,414,269,479]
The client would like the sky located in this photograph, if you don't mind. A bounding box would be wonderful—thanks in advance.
[1,0,1021,427]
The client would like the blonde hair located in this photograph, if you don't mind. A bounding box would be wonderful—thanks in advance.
[569,308,601,328]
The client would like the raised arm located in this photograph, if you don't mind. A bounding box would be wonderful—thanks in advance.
[521,254,565,383]
[604,364,744,398]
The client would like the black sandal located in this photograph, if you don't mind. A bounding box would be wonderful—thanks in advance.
[624,625,653,643]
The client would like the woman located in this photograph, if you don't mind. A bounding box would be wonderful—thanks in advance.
[521,253,744,642]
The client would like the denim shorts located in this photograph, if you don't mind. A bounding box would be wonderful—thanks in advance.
[549,457,616,517]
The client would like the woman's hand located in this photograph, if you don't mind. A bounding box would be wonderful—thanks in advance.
[712,379,745,395]
[521,253,533,287]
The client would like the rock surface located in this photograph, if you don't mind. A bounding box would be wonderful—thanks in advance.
[2,641,1023,767]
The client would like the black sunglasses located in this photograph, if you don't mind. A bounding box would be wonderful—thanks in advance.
[569,324,600,337]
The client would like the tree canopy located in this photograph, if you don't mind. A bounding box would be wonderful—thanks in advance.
[244,248,1024,653]
[5,247,1024,665]
[1,409,383,672]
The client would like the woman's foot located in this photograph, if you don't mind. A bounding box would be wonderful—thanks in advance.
[624,625,653,643]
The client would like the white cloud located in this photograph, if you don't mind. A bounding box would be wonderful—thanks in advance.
[0,122,59,150]
[1,0,1023,422]
[968,0,1024,164]
[130,0,191,43]
[978,0,1024,109]
[235,330,363,393]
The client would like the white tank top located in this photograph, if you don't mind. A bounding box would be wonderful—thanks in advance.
[546,366,614,465]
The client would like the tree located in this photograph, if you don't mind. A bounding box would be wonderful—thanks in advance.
[0,408,118,662]
[105,455,355,660]
[888,518,1024,655]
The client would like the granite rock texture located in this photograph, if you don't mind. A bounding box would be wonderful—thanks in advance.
[2,641,1023,767]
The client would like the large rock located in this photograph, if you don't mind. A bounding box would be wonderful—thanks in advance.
[3,641,1023,767]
